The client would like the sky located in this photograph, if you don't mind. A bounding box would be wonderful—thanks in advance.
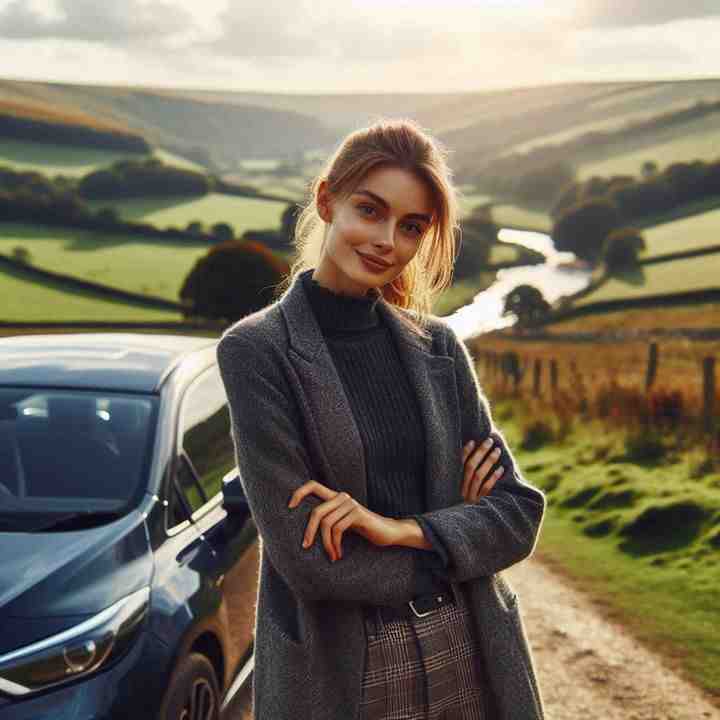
[0,0,718,94]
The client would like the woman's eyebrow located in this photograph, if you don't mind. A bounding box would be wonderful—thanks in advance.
[352,189,432,224]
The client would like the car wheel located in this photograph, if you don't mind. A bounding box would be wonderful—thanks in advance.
[160,652,221,720]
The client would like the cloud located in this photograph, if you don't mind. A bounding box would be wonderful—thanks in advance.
[576,0,720,28]
[192,0,491,62]
[0,0,194,46]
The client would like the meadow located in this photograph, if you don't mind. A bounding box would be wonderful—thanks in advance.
[0,223,213,301]
[572,250,720,307]
[489,204,552,232]
[0,261,182,322]
[494,396,720,697]
[640,208,720,258]
[576,117,720,181]
[85,192,288,234]
[0,140,202,178]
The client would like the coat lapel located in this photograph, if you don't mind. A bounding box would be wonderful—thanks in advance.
[278,271,462,513]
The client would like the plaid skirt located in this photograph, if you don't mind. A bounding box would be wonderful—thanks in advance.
[359,586,492,720]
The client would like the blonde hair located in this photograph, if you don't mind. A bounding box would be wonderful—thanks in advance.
[276,117,461,337]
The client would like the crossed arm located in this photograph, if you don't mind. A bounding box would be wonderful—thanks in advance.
[414,326,547,583]
[216,324,546,606]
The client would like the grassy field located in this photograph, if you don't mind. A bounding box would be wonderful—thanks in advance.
[0,140,203,178]
[538,301,720,335]
[458,192,494,218]
[493,399,720,698]
[86,192,288,234]
[640,208,720,258]
[572,251,720,307]
[490,204,552,232]
[0,223,214,301]
[577,117,720,181]
[0,262,182,322]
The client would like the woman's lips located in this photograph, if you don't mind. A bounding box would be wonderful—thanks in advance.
[357,252,391,272]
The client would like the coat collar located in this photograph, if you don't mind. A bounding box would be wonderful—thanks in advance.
[278,269,433,361]
[278,270,461,512]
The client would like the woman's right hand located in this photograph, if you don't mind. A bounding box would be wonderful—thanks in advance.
[461,438,505,503]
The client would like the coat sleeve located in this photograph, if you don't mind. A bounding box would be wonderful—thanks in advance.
[216,331,433,607]
[413,326,547,584]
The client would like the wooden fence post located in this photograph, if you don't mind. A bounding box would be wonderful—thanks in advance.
[550,358,558,398]
[645,342,658,392]
[533,358,541,398]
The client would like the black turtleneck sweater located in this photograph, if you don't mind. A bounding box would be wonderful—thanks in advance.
[300,268,452,601]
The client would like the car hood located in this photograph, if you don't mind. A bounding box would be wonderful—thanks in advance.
[0,509,154,654]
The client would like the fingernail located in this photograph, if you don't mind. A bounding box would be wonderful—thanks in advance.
[302,538,309,548]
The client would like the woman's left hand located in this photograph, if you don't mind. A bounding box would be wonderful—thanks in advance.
[288,480,400,562]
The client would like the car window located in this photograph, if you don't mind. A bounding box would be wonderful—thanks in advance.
[0,387,157,517]
[178,366,235,512]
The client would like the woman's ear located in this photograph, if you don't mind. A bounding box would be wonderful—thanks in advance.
[316,180,333,224]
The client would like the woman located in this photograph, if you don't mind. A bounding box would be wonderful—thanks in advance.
[216,118,547,720]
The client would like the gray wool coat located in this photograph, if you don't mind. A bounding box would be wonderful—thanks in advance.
[216,269,548,720]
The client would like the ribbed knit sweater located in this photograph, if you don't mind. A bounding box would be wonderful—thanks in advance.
[301,268,452,600]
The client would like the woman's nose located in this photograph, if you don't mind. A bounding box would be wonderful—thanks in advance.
[374,219,396,248]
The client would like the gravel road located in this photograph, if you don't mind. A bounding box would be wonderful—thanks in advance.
[505,553,720,720]
[226,553,720,719]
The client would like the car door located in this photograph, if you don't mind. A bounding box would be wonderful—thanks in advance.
[178,365,260,689]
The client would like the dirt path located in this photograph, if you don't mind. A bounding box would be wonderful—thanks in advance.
[226,553,720,719]
[505,553,720,719]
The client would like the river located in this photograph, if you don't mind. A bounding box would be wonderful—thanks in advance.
[445,228,594,340]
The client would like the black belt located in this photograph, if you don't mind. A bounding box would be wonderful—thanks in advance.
[365,589,456,623]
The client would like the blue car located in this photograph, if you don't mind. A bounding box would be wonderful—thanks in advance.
[0,333,258,720]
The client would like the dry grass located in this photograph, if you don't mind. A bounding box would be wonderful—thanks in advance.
[0,98,133,134]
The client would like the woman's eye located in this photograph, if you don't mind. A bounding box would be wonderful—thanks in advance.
[358,205,376,216]
[404,223,424,237]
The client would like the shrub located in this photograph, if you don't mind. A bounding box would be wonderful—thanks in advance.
[624,428,667,463]
[602,227,646,272]
[520,419,554,450]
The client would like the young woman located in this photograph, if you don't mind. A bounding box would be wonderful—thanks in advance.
[217,118,547,720]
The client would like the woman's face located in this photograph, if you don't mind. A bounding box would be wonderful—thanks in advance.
[313,165,435,298]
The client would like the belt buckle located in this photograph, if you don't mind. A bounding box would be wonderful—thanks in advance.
[408,598,434,618]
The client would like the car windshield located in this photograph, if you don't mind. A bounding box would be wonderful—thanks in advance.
[0,387,158,524]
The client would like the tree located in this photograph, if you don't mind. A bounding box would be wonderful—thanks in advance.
[11,245,31,264]
[281,203,301,243]
[96,206,118,224]
[641,161,658,179]
[502,284,551,327]
[179,240,289,322]
[186,220,204,236]
[210,222,234,243]
[602,227,645,273]
[552,199,623,264]
[453,216,496,280]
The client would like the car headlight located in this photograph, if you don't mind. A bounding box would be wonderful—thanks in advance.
[0,586,149,697]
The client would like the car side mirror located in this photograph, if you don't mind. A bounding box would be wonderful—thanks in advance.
[222,468,249,514]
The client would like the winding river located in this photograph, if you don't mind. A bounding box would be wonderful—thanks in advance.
[445,228,594,340]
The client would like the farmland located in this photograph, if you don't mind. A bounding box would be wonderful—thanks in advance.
[85,193,288,234]
[641,208,720,259]
[0,140,202,178]
[0,223,214,301]
[0,261,182,322]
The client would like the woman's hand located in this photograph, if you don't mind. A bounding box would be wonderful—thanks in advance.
[288,481,401,562]
[461,438,505,503]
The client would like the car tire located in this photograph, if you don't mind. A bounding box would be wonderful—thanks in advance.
[159,652,221,720]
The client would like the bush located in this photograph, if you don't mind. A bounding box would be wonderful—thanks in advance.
[552,199,623,263]
[179,240,288,322]
[624,428,667,463]
[602,227,646,272]
[520,419,555,450]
